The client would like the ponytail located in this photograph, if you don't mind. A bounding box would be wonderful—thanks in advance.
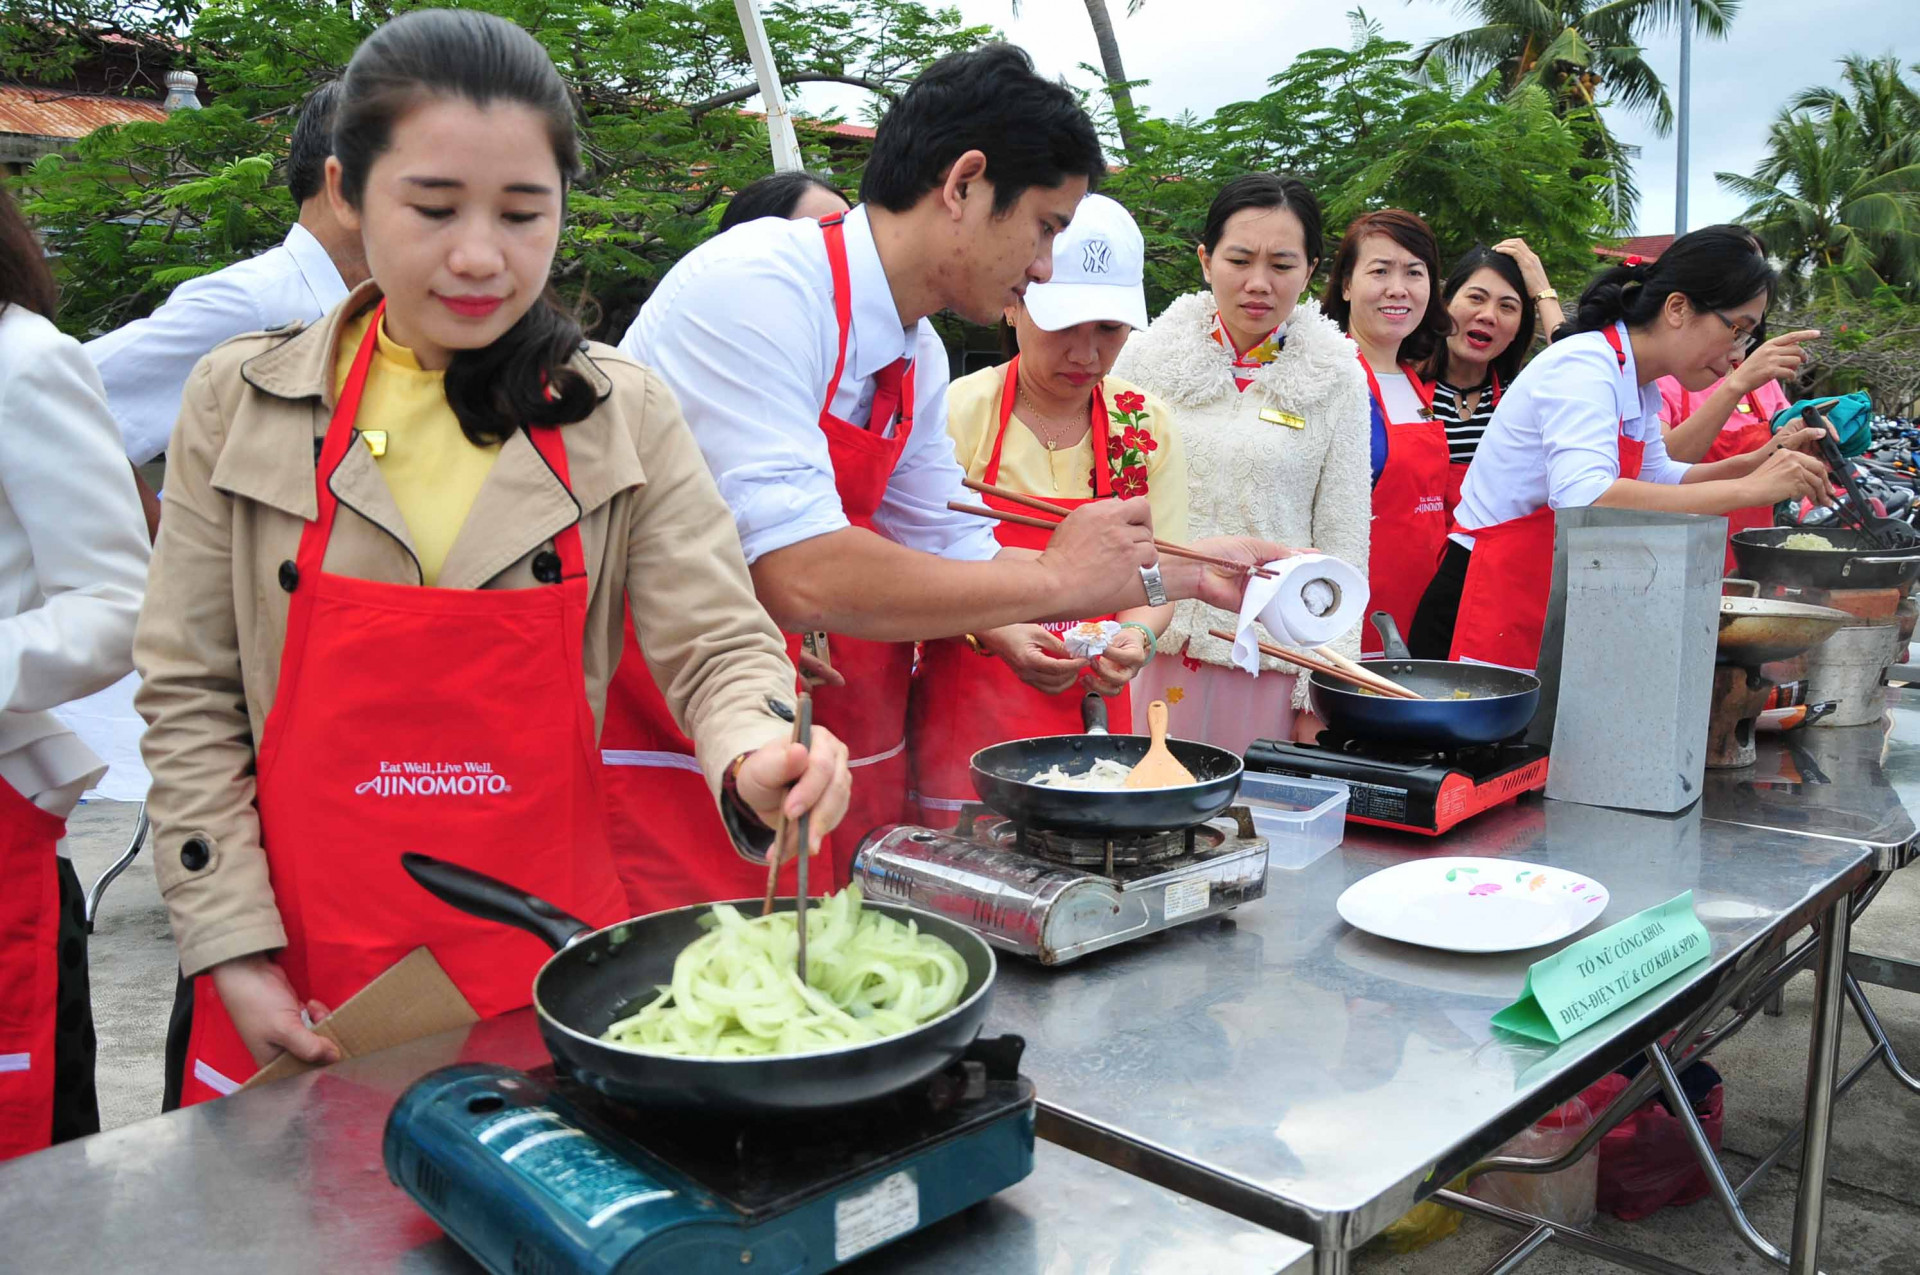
[334,9,596,446]
[1556,225,1776,343]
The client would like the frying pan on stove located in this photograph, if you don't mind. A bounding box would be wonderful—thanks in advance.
[968,694,1243,834]
[399,854,995,1114]
[1307,613,1541,748]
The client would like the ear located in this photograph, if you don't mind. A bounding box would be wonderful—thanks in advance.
[939,150,990,222]
[1662,291,1691,329]
[325,156,361,233]
[1195,241,1211,285]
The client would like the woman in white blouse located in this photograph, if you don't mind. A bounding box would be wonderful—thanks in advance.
[1413,225,1832,672]
[1113,173,1370,750]
[0,187,149,1159]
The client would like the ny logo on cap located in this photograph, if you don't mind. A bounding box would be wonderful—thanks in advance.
[1082,240,1113,274]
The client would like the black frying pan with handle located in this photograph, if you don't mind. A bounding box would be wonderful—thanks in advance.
[967,693,1243,835]
[399,854,996,1114]
[1307,612,1541,748]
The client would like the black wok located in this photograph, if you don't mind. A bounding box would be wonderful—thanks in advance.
[1729,526,1920,592]
[968,694,1243,834]
[1307,613,1541,748]
[400,854,995,1114]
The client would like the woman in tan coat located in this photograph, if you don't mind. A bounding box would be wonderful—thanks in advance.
[135,9,851,1104]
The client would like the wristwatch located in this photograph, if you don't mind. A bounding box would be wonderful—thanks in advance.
[1534,288,1560,303]
[963,633,993,656]
[1139,562,1168,607]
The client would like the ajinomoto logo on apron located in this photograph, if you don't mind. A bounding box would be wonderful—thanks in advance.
[356,761,515,798]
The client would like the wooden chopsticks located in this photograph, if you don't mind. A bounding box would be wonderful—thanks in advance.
[1206,627,1423,700]
[1313,644,1423,700]
[953,478,1280,579]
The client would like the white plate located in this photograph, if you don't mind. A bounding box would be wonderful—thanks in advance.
[1336,857,1610,954]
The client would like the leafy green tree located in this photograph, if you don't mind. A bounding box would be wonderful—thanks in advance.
[1099,13,1623,316]
[10,0,988,338]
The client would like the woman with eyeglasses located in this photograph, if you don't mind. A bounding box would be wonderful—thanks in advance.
[1410,225,1834,672]
[1651,232,1820,572]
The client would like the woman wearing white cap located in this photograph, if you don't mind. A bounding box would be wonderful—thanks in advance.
[906,193,1186,827]
[1112,173,1370,750]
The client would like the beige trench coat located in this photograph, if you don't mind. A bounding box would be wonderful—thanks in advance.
[135,284,797,976]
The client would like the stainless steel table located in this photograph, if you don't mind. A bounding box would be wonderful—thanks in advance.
[987,797,1872,1274]
[0,1010,1312,1275]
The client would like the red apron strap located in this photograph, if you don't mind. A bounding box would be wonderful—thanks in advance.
[984,356,1021,486]
[1358,352,1437,421]
[1746,391,1768,421]
[1601,323,1628,369]
[525,425,587,579]
[816,215,855,431]
[1089,383,1115,498]
[1488,369,1502,408]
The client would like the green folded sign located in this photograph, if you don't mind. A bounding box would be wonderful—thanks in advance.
[1492,892,1711,1044]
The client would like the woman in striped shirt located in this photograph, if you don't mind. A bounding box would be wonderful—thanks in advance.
[1420,241,1560,511]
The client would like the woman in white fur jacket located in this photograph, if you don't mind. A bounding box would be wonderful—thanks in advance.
[1112,173,1371,750]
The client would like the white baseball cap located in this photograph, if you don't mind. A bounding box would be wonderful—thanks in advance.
[1023,193,1150,332]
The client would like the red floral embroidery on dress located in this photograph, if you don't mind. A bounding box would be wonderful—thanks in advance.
[1101,388,1156,499]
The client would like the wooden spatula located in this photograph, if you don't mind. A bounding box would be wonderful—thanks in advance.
[1123,699,1197,789]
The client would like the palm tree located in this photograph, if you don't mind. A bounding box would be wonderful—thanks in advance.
[1011,0,1144,159]
[1411,0,1740,221]
[1717,57,1920,301]
[1412,0,1739,134]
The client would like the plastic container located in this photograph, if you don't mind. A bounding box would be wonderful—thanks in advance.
[1469,1095,1599,1228]
[1237,772,1348,869]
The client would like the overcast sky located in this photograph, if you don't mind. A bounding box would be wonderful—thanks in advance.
[783,0,1920,237]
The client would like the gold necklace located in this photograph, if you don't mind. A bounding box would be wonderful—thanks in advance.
[1016,379,1090,451]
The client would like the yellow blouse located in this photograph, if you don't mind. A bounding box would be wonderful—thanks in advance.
[945,366,1189,544]
[332,313,502,586]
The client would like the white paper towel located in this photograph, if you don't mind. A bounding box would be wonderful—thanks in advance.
[1231,554,1370,674]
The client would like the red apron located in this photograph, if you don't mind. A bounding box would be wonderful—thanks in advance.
[597,213,913,905]
[1361,354,1451,657]
[907,359,1129,827]
[1449,325,1644,673]
[1444,371,1501,516]
[0,779,66,1160]
[176,301,628,1104]
[1679,386,1775,572]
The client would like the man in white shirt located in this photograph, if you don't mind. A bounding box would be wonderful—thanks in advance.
[625,44,1290,860]
[87,81,368,466]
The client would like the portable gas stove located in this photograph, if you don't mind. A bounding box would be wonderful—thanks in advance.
[384,1036,1034,1275]
[1244,734,1549,835]
[852,805,1268,965]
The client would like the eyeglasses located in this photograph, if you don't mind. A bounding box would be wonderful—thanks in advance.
[1710,310,1762,356]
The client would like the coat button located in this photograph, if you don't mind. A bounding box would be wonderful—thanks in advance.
[278,560,300,592]
[532,551,563,584]
[180,837,211,872]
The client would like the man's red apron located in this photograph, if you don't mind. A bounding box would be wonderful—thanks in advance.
[596,213,912,904]
[1444,371,1501,515]
[599,610,800,916]
[176,301,628,1104]
[1678,385,1775,572]
[0,780,67,1159]
[907,359,1129,827]
[1449,326,1644,673]
[1361,354,1451,657]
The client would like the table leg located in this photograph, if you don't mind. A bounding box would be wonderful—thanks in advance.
[1790,896,1851,1275]
[1312,1246,1350,1275]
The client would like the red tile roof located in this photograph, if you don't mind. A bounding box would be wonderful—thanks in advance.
[1594,233,1676,263]
[0,85,166,139]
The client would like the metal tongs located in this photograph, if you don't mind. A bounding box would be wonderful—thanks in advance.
[760,692,814,985]
[1809,404,1901,549]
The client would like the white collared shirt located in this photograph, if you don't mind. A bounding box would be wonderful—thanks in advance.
[86,223,350,464]
[621,205,999,565]
[1453,322,1688,543]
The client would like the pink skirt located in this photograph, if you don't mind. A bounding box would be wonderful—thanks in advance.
[1129,655,1298,754]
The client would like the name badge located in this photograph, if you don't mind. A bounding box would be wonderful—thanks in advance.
[1736,402,1753,414]
[360,429,389,458]
[1260,408,1306,430]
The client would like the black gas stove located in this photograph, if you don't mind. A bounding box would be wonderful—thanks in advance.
[1244,733,1549,835]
